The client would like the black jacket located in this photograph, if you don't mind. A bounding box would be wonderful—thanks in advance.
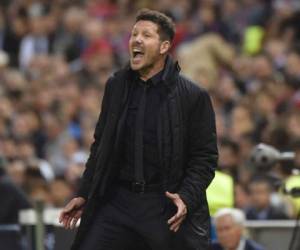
[245,206,290,220]
[0,175,31,224]
[71,56,218,250]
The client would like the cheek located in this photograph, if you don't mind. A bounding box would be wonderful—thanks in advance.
[147,45,161,60]
[146,41,160,53]
[128,38,133,49]
[232,229,242,242]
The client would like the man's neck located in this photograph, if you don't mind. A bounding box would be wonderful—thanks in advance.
[139,56,166,81]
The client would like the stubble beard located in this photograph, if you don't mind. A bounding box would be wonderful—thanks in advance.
[137,50,162,78]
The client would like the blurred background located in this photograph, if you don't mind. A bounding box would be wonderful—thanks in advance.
[0,0,300,249]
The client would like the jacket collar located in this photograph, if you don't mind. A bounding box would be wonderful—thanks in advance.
[161,55,181,87]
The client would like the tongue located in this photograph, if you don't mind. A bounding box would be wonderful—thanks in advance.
[133,53,143,63]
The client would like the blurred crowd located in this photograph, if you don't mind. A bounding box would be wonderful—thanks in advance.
[1,0,300,224]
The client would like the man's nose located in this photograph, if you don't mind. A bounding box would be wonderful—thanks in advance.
[133,34,142,43]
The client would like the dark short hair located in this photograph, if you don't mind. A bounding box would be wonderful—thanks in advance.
[220,137,239,154]
[135,9,175,42]
[249,175,273,191]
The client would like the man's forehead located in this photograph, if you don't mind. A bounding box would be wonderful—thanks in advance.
[216,214,235,225]
[132,20,158,32]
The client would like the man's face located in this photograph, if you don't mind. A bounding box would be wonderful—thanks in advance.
[215,215,242,250]
[249,182,271,210]
[219,146,238,171]
[129,20,164,73]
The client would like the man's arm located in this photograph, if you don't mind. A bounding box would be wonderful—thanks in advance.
[76,77,113,200]
[59,77,113,229]
[178,89,218,214]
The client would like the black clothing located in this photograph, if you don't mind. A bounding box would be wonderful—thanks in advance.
[245,206,290,220]
[0,173,31,250]
[0,175,31,224]
[79,185,175,250]
[119,70,164,184]
[1,27,22,67]
[72,56,218,250]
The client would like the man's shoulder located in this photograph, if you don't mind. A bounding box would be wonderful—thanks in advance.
[245,239,265,250]
[175,74,212,109]
[104,68,130,91]
[109,65,133,80]
[107,69,127,82]
[176,74,210,101]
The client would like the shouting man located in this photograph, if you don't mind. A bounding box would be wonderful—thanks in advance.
[60,9,218,250]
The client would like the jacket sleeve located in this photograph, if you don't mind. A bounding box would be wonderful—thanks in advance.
[76,77,113,200]
[178,89,218,214]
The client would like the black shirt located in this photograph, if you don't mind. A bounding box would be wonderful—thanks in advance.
[119,70,165,184]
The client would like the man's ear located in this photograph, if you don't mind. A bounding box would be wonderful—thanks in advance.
[160,41,171,54]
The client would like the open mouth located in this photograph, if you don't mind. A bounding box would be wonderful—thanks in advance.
[132,48,144,60]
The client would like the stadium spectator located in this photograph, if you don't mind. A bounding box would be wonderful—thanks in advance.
[245,176,290,220]
[212,208,265,250]
[0,157,31,223]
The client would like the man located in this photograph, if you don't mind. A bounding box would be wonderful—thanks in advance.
[246,176,290,220]
[211,208,265,250]
[0,156,31,250]
[59,9,218,250]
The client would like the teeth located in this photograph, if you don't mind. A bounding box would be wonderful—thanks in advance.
[133,48,143,53]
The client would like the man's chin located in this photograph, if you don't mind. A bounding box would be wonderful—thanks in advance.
[130,62,143,71]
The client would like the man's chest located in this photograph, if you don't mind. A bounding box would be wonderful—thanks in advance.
[126,83,164,134]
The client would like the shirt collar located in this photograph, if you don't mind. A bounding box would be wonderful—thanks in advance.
[135,69,163,86]
[236,237,246,250]
[147,70,163,85]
